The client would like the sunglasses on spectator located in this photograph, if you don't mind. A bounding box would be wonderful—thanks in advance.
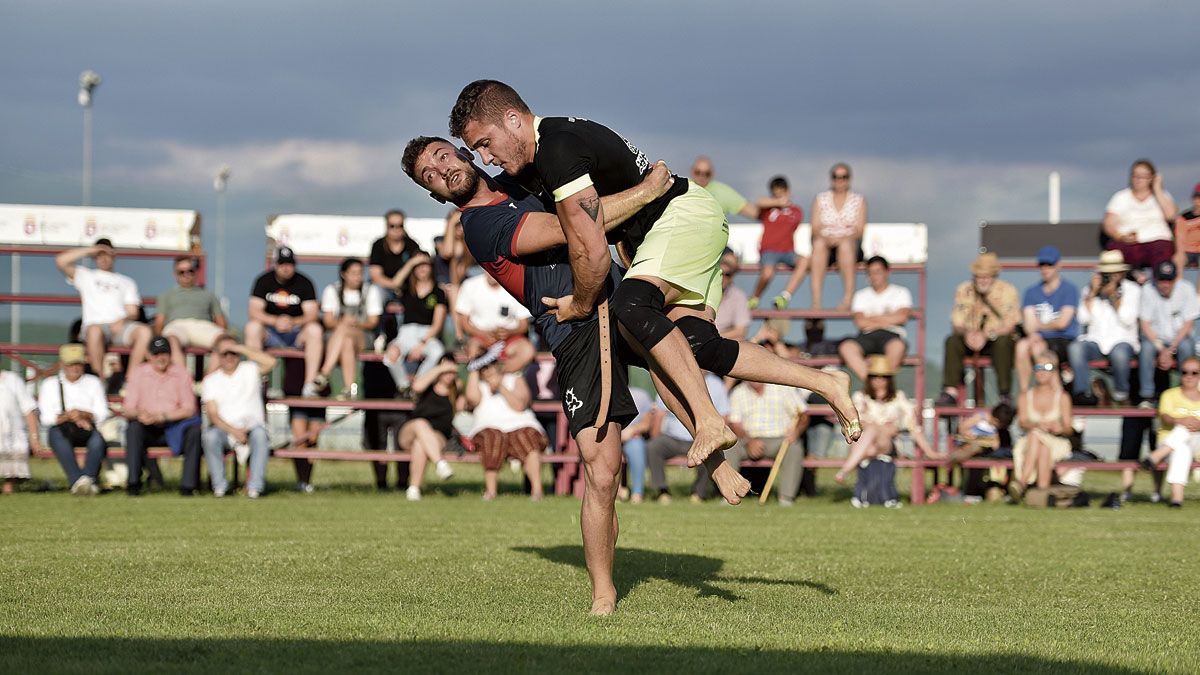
[831,174,850,180]
[387,222,405,229]
[693,170,712,177]
[1183,370,1200,376]
[1035,363,1056,371]
[176,268,195,275]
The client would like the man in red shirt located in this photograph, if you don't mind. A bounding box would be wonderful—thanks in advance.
[749,176,808,310]
[122,336,202,495]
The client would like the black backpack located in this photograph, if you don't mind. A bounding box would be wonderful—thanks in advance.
[854,455,898,505]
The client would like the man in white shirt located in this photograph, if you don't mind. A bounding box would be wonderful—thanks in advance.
[1068,251,1141,406]
[1138,260,1199,404]
[55,238,152,381]
[838,256,912,381]
[454,273,535,373]
[645,372,731,502]
[201,335,276,498]
[38,343,109,495]
[723,382,810,506]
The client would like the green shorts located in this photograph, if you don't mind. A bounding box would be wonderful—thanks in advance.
[625,180,729,309]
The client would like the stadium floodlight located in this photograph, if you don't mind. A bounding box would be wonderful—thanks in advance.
[214,165,232,305]
[78,70,102,206]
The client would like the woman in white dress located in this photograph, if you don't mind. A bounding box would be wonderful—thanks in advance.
[0,370,42,493]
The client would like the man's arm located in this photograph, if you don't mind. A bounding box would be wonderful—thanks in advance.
[737,202,760,220]
[55,245,98,280]
[248,297,275,327]
[550,185,611,317]
[300,299,320,325]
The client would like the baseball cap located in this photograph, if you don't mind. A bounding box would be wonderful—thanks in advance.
[149,336,172,355]
[275,246,296,265]
[59,343,86,365]
[1036,245,1061,265]
[1154,260,1178,281]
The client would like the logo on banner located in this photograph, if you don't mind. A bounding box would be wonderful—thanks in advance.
[145,218,157,240]
[278,226,290,246]
[85,217,97,237]
[23,215,36,236]
[337,227,349,248]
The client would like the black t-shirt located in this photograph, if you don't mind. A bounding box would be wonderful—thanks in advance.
[460,174,622,352]
[527,116,688,255]
[369,236,424,278]
[412,388,454,438]
[251,270,317,318]
[400,286,447,326]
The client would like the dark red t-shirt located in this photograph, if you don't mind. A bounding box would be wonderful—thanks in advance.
[759,204,803,252]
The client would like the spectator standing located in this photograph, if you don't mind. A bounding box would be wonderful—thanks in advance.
[935,253,1021,407]
[465,356,546,501]
[810,163,866,311]
[645,372,729,503]
[315,258,382,399]
[37,343,108,495]
[455,273,535,374]
[156,256,227,366]
[1015,246,1079,393]
[835,356,934,483]
[1138,260,1199,406]
[839,256,912,381]
[1171,182,1200,280]
[383,255,448,395]
[1103,159,1178,271]
[368,209,424,293]
[714,249,751,341]
[0,369,41,493]
[749,176,809,311]
[54,239,152,381]
[245,247,323,397]
[619,386,655,504]
[1069,251,1140,406]
[690,156,758,221]
[201,335,276,498]
[121,337,202,496]
[400,355,460,501]
[1009,351,1074,498]
[723,382,810,506]
[1144,356,1200,508]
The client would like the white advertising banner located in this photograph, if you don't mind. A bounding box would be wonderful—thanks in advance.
[0,203,199,250]
[726,222,928,264]
[266,214,446,259]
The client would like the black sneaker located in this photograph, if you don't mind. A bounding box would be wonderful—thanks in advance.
[934,391,958,407]
[1168,501,1183,509]
[127,484,142,497]
[1072,392,1099,407]
[1139,458,1156,471]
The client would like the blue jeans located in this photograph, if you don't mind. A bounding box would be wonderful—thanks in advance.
[759,250,798,269]
[47,424,107,485]
[203,425,270,494]
[622,436,647,498]
[1139,336,1196,398]
[1068,339,1134,398]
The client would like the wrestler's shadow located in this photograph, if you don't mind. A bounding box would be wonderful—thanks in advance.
[512,545,836,602]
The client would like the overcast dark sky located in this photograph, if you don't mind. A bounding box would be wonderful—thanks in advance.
[2,0,1199,362]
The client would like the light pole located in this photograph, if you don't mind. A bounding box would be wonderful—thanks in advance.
[213,165,231,306]
[78,70,102,206]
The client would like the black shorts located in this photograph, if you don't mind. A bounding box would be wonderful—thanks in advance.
[552,315,639,439]
[852,329,905,355]
[826,242,865,268]
[1039,337,1072,365]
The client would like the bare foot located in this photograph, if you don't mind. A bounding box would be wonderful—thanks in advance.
[710,461,752,505]
[836,298,852,312]
[482,492,496,502]
[686,421,737,468]
[590,595,616,616]
[824,369,862,443]
[834,470,847,484]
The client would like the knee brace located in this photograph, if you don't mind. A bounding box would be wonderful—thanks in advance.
[675,315,740,376]
[610,278,676,351]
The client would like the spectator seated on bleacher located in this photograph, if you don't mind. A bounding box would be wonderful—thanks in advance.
[122,337,202,496]
[1103,159,1178,272]
[724,381,810,507]
[1,369,42,494]
[55,239,152,385]
[201,335,276,499]
[382,254,448,397]
[400,355,460,502]
[156,256,227,367]
[1137,261,1198,407]
[942,402,1014,478]
[37,344,108,495]
[1172,182,1200,278]
[465,354,546,501]
[690,156,758,221]
[1015,246,1079,394]
[646,372,729,503]
[838,255,912,382]
[810,162,866,311]
[714,248,751,341]
[1144,357,1200,509]
[314,258,382,400]
[618,386,655,504]
[246,246,324,398]
[835,355,935,484]
[368,209,425,293]
[936,253,1020,408]
[748,175,809,311]
[455,273,535,375]
[1069,251,1140,406]
[1009,350,1073,500]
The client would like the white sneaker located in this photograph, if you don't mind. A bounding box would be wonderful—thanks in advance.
[406,485,422,501]
[884,499,903,509]
[213,487,227,498]
[300,382,319,398]
[70,476,95,496]
[850,496,866,509]
[247,489,261,499]
[508,458,522,474]
[435,460,454,481]
[296,481,315,494]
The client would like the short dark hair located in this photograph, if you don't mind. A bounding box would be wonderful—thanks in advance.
[991,402,1016,430]
[384,208,406,222]
[768,175,788,191]
[866,255,889,269]
[401,136,449,181]
[449,80,530,139]
[173,255,196,268]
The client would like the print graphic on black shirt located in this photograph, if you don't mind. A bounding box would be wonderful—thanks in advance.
[251,271,317,318]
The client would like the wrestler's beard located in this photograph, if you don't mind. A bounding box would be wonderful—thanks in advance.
[446,166,481,202]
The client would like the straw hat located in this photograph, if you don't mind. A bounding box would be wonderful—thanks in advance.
[969,252,1000,277]
[866,355,895,377]
[59,343,86,365]
[1096,250,1130,273]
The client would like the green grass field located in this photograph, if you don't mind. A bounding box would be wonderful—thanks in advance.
[2,458,1198,674]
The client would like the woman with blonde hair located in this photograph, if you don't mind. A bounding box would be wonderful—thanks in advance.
[1010,350,1074,498]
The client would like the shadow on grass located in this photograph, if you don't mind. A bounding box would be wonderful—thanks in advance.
[513,545,837,602]
[0,636,1147,674]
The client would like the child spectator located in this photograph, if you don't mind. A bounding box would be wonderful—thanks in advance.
[748,176,808,310]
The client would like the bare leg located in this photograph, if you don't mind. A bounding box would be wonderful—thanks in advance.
[810,236,830,309]
[166,335,186,368]
[339,330,361,392]
[839,340,868,382]
[751,266,776,303]
[321,324,347,377]
[524,451,544,500]
[836,240,857,310]
[576,422,623,615]
[243,320,265,350]
[127,325,151,367]
[1014,338,1034,394]
[838,426,879,479]
[884,337,907,374]
[299,322,323,385]
[400,421,429,489]
[483,470,499,499]
[778,257,811,305]
[1121,467,1135,493]
[1034,442,1052,489]
[85,325,106,376]
[1019,437,1043,487]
